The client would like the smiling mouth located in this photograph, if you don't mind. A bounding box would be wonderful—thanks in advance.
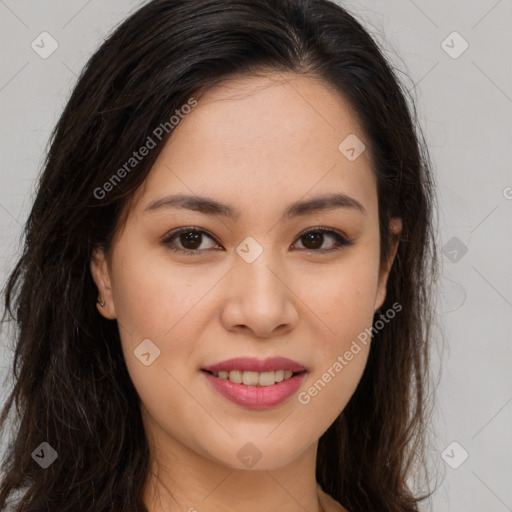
[202,369,306,387]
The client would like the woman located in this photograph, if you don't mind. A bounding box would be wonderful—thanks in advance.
[0,0,439,511]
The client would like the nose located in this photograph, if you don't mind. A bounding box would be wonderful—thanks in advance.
[219,250,299,339]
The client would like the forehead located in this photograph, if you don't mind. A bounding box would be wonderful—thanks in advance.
[172,71,367,162]
[127,71,376,222]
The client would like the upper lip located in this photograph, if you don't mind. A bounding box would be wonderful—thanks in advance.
[202,357,307,373]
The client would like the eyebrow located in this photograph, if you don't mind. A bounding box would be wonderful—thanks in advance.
[144,192,366,220]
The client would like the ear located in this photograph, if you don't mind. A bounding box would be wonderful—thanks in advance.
[374,217,402,313]
[90,247,117,320]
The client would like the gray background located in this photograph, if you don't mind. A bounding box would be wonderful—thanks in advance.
[0,1,511,511]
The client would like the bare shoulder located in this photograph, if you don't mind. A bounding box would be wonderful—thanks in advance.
[317,484,350,512]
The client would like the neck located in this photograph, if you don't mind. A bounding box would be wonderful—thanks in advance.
[142,435,323,512]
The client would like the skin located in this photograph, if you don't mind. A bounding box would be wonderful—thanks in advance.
[90,71,402,512]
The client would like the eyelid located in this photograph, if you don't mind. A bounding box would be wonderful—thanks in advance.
[161,226,220,250]
[292,227,353,250]
[161,226,354,255]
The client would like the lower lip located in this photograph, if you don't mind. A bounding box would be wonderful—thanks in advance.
[202,370,307,409]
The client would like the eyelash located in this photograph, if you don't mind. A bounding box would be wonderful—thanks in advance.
[161,226,354,256]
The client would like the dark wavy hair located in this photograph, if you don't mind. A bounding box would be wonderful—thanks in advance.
[0,0,439,511]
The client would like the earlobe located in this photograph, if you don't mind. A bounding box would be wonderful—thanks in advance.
[374,217,402,312]
[90,247,117,320]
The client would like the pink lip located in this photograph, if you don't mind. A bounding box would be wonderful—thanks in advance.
[202,370,307,409]
[202,356,307,373]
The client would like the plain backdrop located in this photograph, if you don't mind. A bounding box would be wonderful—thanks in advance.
[0,1,511,511]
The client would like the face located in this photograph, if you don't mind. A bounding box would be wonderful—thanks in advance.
[91,71,401,474]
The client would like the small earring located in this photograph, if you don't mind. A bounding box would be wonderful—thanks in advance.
[97,297,105,308]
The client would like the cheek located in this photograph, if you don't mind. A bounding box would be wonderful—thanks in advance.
[296,268,376,427]
[294,247,379,414]
[110,241,206,341]
[300,250,380,339]
[110,250,203,425]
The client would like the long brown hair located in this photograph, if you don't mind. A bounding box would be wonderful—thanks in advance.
[0,1,439,510]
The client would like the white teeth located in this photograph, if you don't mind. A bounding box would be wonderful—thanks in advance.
[258,371,276,387]
[242,371,259,386]
[213,369,298,386]
[274,369,285,382]
[229,370,243,384]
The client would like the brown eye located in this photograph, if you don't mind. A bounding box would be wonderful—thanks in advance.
[293,228,353,253]
[300,232,325,250]
[162,226,353,257]
[179,230,202,250]
[162,228,219,255]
